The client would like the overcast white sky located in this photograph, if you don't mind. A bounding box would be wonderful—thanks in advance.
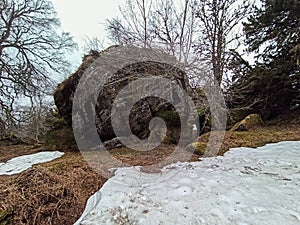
[49,0,256,79]
[51,0,123,68]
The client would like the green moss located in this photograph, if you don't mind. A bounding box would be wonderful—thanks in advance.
[191,142,207,155]
[0,209,13,225]
[155,110,180,127]
[234,132,248,139]
[227,109,253,126]
[42,112,77,151]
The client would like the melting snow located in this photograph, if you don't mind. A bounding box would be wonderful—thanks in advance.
[75,141,300,225]
[0,151,64,175]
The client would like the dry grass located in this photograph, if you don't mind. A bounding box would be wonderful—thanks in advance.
[0,144,42,163]
[0,153,105,225]
[197,125,300,156]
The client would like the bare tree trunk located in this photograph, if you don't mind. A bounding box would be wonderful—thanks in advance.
[106,0,199,65]
[195,0,252,85]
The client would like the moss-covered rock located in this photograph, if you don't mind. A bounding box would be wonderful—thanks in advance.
[43,111,77,151]
[54,46,199,144]
[186,142,207,155]
[192,142,207,155]
[227,108,254,127]
[231,114,264,131]
[152,110,181,144]
[154,110,180,127]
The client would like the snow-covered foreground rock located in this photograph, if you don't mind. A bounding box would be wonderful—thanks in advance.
[0,151,64,175]
[75,141,300,225]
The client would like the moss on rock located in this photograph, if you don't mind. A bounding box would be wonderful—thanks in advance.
[186,142,207,155]
[43,111,77,151]
[231,114,264,131]
[154,110,180,127]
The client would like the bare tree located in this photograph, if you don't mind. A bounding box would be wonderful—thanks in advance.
[82,36,105,54]
[0,0,76,123]
[151,0,199,65]
[11,97,55,143]
[106,0,252,87]
[106,0,154,47]
[195,0,252,85]
[106,0,199,65]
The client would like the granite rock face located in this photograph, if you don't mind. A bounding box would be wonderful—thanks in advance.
[54,46,200,145]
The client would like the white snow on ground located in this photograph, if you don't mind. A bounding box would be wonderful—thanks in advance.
[75,141,300,225]
[0,151,64,175]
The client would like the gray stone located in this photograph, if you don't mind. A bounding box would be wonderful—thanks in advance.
[54,46,200,146]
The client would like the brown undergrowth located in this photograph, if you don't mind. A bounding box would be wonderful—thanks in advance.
[0,153,105,225]
[0,144,42,163]
[198,125,300,156]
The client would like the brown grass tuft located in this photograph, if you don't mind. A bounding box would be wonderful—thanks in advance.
[0,154,106,225]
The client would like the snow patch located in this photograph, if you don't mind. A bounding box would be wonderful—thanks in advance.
[75,141,300,225]
[0,151,64,175]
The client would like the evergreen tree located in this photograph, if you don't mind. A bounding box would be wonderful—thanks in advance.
[228,0,300,118]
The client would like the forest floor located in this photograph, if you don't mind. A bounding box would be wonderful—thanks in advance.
[0,110,299,225]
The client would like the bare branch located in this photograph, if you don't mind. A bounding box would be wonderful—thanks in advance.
[0,0,77,123]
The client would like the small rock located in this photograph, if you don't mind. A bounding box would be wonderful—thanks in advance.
[186,142,207,155]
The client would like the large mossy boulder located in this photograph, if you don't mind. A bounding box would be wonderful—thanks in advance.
[54,46,200,145]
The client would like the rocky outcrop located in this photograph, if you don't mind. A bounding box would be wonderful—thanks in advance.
[54,50,102,126]
[230,114,264,131]
[54,46,200,145]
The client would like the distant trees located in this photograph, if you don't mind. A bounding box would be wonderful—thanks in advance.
[106,0,251,86]
[82,36,104,54]
[0,0,76,124]
[106,0,198,65]
[228,0,300,118]
[194,0,251,85]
